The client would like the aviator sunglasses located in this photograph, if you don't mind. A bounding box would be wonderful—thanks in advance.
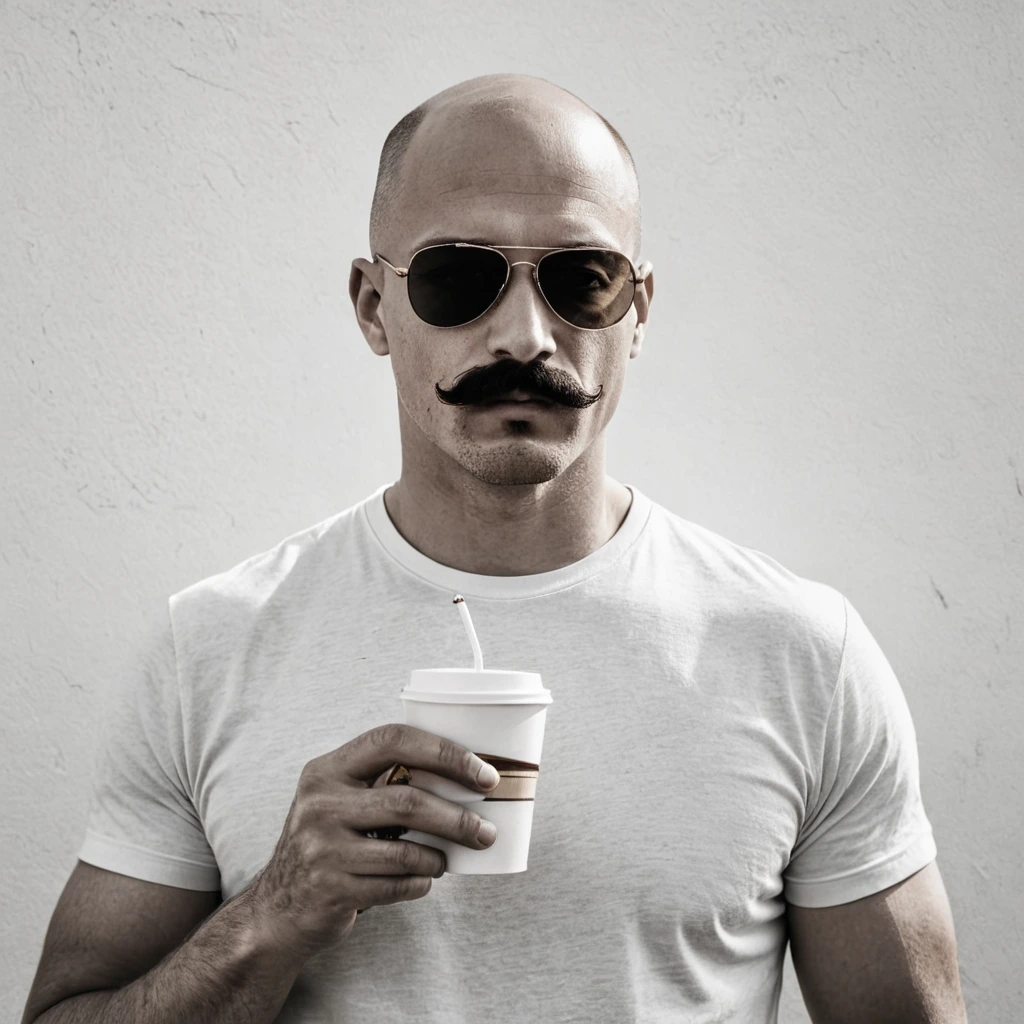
[374,242,649,330]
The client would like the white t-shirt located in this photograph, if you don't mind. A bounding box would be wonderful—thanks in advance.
[79,481,937,1023]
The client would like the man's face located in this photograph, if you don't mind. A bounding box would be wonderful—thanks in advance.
[351,99,653,490]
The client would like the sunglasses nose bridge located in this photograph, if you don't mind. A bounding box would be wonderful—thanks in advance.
[495,258,553,317]
[503,258,540,289]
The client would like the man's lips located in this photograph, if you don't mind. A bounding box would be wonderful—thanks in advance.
[480,390,554,406]
[474,399,559,416]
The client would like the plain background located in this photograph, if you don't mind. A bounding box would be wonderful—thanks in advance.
[3,1,1021,1020]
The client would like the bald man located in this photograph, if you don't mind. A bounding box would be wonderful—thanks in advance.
[25,75,964,1024]
[353,74,647,576]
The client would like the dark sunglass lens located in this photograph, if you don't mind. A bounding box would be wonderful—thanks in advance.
[538,250,635,328]
[406,246,508,327]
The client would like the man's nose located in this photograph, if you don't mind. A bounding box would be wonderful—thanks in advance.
[489,261,556,333]
[481,262,558,361]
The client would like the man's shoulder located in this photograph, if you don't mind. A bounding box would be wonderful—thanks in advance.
[167,499,367,633]
[650,502,847,649]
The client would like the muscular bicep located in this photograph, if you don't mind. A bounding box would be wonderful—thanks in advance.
[21,861,222,1024]
[787,861,966,1024]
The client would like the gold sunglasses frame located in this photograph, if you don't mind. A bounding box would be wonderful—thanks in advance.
[373,242,650,331]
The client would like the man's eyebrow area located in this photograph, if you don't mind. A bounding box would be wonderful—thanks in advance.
[413,236,608,250]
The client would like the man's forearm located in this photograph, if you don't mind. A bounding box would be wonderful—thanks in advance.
[33,888,308,1024]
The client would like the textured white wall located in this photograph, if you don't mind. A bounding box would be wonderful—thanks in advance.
[4,2,1021,1020]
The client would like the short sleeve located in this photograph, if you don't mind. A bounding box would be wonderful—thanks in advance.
[77,600,221,891]
[782,596,937,907]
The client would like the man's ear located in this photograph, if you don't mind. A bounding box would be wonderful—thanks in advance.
[630,262,654,358]
[349,258,389,355]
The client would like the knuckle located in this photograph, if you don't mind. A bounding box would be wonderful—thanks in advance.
[389,783,419,816]
[388,838,417,871]
[369,723,408,753]
[438,736,472,778]
[297,758,322,793]
[389,875,415,900]
[457,805,480,839]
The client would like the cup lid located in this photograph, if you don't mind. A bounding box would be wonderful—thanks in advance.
[401,668,552,705]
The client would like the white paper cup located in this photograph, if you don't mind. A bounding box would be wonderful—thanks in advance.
[394,668,552,874]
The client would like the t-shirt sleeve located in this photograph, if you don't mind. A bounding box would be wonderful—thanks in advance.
[77,600,221,891]
[782,596,937,907]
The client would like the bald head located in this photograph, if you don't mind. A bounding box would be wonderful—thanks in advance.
[368,74,641,262]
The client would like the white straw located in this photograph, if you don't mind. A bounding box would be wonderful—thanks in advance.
[453,594,484,672]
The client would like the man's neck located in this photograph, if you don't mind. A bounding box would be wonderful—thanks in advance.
[383,473,633,577]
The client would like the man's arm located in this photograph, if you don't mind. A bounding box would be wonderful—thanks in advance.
[786,860,967,1024]
[28,887,307,1024]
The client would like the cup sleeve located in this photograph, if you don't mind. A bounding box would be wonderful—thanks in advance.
[782,596,937,908]
[77,601,220,892]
